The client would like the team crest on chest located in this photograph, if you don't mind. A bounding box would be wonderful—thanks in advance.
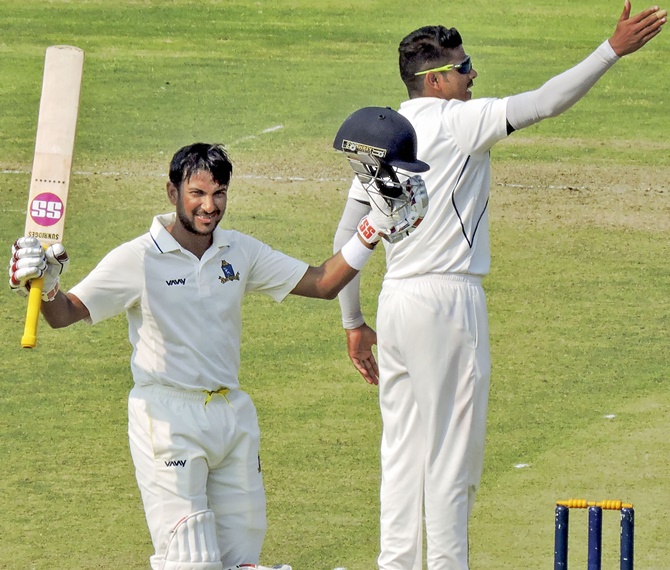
[219,260,240,284]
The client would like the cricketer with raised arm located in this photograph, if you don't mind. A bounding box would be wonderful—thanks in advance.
[333,4,666,569]
[8,107,428,569]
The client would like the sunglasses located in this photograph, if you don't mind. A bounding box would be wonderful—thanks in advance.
[414,56,472,76]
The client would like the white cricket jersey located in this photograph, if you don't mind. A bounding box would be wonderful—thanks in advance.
[70,213,308,391]
[349,96,509,278]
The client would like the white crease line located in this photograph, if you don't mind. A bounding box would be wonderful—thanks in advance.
[2,168,590,189]
[229,124,284,146]
[2,169,350,183]
[3,169,587,187]
[497,182,587,191]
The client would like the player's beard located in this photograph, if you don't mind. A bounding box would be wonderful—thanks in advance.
[176,203,221,237]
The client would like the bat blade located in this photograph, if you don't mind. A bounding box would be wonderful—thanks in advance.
[21,45,84,349]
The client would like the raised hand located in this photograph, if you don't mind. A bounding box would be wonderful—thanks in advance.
[609,0,666,56]
[9,237,69,301]
[9,237,46,297]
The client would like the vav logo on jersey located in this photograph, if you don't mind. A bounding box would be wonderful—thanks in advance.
[219,260,240,284]
[165,278,187,286]
[164,460,187,467]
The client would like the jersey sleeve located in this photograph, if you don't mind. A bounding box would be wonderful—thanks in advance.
[333,197,370,329]
[69,241,144,324]
[506,40,619,131]
[347,174,369,203]
[241,234,309,302]
[444,97,509,155]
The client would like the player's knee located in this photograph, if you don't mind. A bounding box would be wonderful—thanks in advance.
[162,509,223,570]
[217,504,267,568]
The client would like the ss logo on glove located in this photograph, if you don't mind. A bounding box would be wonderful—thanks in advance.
[358,218,376,241]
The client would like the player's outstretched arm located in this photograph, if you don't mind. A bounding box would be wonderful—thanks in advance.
[293,190,426,299]
[609,1,666,56]
[506,2,666,132]
[291,249,363,300]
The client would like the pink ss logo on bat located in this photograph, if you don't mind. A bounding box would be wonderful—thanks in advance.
[30,192,64,226]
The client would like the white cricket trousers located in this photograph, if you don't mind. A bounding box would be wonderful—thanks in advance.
[128,385,267,570]
[376,274,491,570]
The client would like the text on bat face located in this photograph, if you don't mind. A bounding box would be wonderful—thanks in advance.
[31,199,63,220]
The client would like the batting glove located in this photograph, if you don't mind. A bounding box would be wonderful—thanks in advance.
[356,215,383,247]
[9,237,47,297]
[385,175,428,243]
[358,175,429,245]
[42,243,70,301]
[8,237,69,301]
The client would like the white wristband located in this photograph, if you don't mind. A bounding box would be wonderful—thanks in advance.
[340,235,375,271]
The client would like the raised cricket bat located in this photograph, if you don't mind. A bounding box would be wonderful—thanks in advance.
[21,45,84,348]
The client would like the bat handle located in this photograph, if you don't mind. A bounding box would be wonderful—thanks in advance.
[21,277,44,348]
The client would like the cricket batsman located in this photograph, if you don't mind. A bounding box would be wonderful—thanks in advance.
[8,107,428,569]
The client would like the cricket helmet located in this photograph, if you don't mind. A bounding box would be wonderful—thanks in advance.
[333,106,429,214]
[333,106,428,173]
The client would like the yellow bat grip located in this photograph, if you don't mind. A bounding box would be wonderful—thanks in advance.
[21,276,44,348]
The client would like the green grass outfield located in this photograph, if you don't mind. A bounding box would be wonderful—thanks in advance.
[1,1,669,568]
